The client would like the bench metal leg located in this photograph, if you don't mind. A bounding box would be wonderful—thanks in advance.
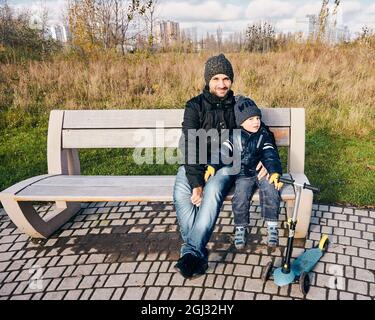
[1,196,81,239]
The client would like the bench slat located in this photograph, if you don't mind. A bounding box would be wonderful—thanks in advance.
[63,110,184,129]
[62,108,291,129]
[62,127,289,149]
[14,175,295,202]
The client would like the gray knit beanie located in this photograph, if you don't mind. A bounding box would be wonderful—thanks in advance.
[234,96,262,126]
[204,53,234,85]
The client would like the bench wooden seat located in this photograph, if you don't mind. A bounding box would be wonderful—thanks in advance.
[0,108,313,239]
[9,174,296,202]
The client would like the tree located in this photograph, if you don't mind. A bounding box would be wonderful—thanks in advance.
[0,0,59,62]
[142,0,159,49]
[67,0,146,54]
[245,21,276,53]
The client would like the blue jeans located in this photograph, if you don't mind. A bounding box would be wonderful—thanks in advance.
[232,175,281,226]
[173,165,234,261]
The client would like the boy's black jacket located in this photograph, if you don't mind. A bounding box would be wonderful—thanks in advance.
[213,123,283,177]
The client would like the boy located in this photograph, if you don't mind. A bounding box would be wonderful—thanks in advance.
[204,96,283,248]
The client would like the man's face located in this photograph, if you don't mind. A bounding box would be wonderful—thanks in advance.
[208,74,232,98]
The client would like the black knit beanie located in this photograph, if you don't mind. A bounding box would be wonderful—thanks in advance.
[234,96,262,126]
[204,54,234,85]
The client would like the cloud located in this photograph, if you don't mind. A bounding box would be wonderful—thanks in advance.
[245,0,296,20]
[160,0,243,22]
[10,0,68,23]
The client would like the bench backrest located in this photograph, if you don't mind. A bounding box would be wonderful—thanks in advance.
[47,108,305,175]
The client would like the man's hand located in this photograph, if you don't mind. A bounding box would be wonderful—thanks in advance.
[191,186,203,206]
[204,165,216,182]
[269,173,283,190]
[256,161,269,180]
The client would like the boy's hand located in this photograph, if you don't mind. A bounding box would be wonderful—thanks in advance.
[269,173,283,190]
[204,165,216,182]
[256,161,269,180]
[191,187,203,206]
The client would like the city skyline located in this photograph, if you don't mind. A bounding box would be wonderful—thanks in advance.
[8,0,375,39]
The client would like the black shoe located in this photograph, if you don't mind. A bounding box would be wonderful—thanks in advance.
[191,257,208,278]
[174,253,196,279]
[174,253,208,279]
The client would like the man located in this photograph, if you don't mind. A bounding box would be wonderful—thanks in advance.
[173,54,268,279]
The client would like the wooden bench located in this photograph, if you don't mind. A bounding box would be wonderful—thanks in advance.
[0,108,313,239]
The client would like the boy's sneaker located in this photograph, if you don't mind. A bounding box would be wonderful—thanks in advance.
[234,226,247,249]
[267,222,279,247]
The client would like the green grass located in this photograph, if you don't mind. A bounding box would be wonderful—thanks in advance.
[0,123,374,207]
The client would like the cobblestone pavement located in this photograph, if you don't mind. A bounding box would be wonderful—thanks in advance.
[0,201,374,300]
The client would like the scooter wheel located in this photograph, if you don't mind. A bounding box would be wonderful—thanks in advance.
[299,272,310,296]
[262,261,273,283]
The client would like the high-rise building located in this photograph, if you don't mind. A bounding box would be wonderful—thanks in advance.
[47,24,70,43]
[155,20,180,46]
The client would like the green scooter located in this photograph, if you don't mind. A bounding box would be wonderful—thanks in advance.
[261,176,329,296]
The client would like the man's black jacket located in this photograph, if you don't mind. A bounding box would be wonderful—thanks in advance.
[179,87,236,189]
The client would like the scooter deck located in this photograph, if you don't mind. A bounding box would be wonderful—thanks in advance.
[291,248,323,276]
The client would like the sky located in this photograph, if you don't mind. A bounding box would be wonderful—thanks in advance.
[7,0,375,38]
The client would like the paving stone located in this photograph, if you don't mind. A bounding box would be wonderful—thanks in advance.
[306,287,327,300]
[79,276,98,289]
[233,264,252,277]
[221,275,234,289]
[201,288,224,300]
[244,278,263,293]
[339,292,354,300]
[159,287,172,300]
[46,278,62,291]
[73,265,95,277]
[144,287,161,300]
[42,291,66,300]
[234,291,255,300]
[347,279,368,295]
[125,273,147,286]
[222,290,234,300]
[155,273,172,286]
[64,290,83,300]
[104,274,127,287]
[86,254,107,264]
[359,248,374,259]
[0,282,17,296]
[58,277,81,290]
[91,288,114,300]
[145,273,158,286]
[117,262,138,273]
[42,266,66,279]
[204,274,216,288]
[135,262,152,273]
[170,287,192,300]
[92,264,109,275]
[57,255,79,266]
[169,273,185,286]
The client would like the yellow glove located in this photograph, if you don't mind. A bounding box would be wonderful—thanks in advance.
[204,165,216,182]
[269,173,283,190]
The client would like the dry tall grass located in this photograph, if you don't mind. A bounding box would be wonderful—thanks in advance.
[1,42,374,137]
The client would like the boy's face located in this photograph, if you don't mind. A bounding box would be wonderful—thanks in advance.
[241,116,261,133]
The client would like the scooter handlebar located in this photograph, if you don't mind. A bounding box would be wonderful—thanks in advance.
[303,183,320,193]
[279,177,320,194]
